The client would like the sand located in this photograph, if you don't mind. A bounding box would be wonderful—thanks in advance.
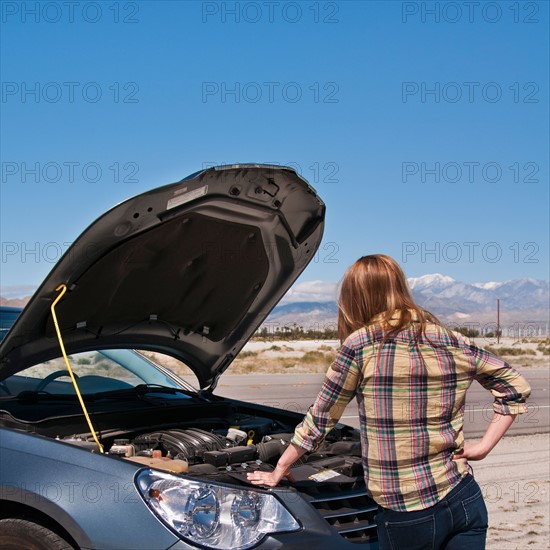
[473,433,549,549]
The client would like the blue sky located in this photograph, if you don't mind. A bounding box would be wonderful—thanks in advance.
[1,1,548,299]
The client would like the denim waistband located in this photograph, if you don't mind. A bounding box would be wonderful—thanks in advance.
[377,474,476,516]
[443,473,476,504]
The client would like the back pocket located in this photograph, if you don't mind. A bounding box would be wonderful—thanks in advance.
[462,489,488,529]
[383,514,436,550]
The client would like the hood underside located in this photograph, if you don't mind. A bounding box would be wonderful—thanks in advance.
[0,165,325,388]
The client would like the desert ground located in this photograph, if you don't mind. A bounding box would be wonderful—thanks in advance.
[228,336,550,374]
[473,433,549,550]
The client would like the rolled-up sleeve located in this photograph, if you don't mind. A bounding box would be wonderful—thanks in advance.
[470,345,531,415]
[291,343,359,451]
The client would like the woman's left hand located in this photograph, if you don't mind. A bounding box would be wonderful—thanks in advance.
[247,464,294,487]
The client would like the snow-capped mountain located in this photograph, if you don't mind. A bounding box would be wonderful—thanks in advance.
[408,274,456,290]
[408,275,548,313]
[264,275,549,329]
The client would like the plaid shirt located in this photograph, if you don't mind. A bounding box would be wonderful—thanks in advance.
[291,311,531,511]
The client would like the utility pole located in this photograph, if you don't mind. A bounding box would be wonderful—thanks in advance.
[497,298,500,344]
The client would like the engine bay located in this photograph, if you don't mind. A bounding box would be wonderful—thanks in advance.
[60,419,364,489]
[0,392,365,490]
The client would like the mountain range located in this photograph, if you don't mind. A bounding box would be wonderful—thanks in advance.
[2,275,548,330]
[263,275,549,330]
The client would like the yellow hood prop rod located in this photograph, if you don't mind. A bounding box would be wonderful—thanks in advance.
[51,284,104,453]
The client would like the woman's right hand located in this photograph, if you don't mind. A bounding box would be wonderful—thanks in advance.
[453,441,489,461]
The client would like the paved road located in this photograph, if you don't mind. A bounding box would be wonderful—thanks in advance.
[213,370,549,438]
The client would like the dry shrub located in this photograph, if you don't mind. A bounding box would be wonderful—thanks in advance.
[484,346,536,357]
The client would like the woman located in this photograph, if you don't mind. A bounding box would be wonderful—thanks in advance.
[247,254,530,550]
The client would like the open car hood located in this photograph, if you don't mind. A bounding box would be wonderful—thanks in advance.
[0,165,325,389]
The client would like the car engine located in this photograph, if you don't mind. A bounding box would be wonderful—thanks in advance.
[60,424,364,487]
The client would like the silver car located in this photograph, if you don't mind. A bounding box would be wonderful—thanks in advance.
[0,165,378,549]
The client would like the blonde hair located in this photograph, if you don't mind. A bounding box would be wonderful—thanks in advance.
[337,254,439,342]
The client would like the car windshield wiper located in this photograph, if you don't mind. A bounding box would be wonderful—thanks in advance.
[92,384,209,402]
[14,390,79,402]
[13,385,210,403]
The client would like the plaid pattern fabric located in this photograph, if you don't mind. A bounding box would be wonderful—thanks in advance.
[291,311,531,511]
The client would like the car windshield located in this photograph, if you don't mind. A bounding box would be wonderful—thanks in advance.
[0,307,21,343]
[0,349,198,397]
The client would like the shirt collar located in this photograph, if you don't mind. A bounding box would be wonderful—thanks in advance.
[371,309,420,327]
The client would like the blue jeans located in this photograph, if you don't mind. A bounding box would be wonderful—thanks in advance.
[375,475,488,550]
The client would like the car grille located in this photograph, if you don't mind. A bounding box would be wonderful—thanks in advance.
[308,486,378,544]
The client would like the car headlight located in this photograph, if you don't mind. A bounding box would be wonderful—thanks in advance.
[136,470,300,549]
